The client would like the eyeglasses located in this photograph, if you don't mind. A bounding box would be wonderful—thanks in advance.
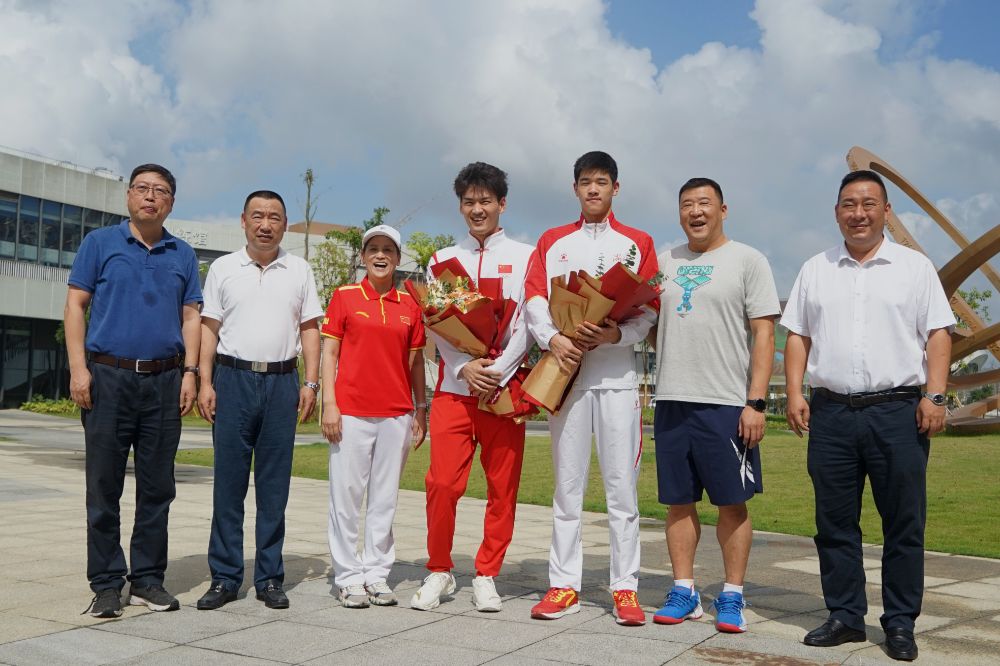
[130,184,173,199]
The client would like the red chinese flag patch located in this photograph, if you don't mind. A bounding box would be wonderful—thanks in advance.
[498,264,512,274]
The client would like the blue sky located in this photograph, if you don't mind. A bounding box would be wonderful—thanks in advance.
[2,0,999,294]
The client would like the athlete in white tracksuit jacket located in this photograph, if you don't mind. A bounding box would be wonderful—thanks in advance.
[525,151,659,626]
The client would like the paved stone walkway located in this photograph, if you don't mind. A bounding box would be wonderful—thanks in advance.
[1,411,999,664]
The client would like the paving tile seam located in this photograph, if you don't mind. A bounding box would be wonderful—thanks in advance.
[473,612,602,666]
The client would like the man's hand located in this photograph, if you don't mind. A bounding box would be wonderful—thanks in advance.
[70,367,93,410]
[412,407,427,449]
[322,403,342,444]
[786,392,810,438]
[549,333,583,374]
[460,358,501,394]
[739,406,765,448]
[198,384,216,424]
[179,373,197,416]
[298,386,317,424]
[917,398,946,436]
[573,318,622,351]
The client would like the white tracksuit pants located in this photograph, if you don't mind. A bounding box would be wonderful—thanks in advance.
[548,388,642,591]
[327,413,412,588]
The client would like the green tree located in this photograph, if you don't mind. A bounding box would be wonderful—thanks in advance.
[311,237,350,305]
[301,168,317,262]
[405,231,455,276]
[328,207,389,279]
[310,207,390,304]
[952,286,996,404]
[955,287,993,329]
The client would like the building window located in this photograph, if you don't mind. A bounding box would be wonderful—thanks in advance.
[41,200,61,267]
[17,196,40,262]
[83,208,103,238]
[0,317,32,407]
[0,192,16,259]
[62,205,82,268]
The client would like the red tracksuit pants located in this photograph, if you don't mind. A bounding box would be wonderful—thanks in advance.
[425,392,526,576]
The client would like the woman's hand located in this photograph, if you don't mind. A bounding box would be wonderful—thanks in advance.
[322,403,343,444]
[412,406,428,449]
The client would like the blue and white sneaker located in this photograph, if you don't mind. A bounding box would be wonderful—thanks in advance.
[653,586,704,625]
[713,591,748,633]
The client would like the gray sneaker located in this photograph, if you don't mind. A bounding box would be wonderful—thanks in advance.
[340,584,370,608]
[127,584,180,612]
[82,588,122,618]
[366,581,398,606]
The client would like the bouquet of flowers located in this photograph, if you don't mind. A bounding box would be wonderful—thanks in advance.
[521,255,662,413]
[405,257,538,422]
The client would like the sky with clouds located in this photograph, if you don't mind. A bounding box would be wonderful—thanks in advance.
[2,0,999,295]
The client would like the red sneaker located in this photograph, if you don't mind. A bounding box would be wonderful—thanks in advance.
[612,589,646,626]
[531,587,580,619]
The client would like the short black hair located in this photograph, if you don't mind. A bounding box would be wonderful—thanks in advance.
[243,190,287,215]
[129,164,176,196]
[838,170,888,202]
[573,151,618,183]
[453,162,508,200]
[678,177,724,205]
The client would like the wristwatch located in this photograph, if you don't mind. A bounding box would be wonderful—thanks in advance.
[922,392,946,406]
[183,366,199,376]
[746,398,767,413]
[304,381,320,394]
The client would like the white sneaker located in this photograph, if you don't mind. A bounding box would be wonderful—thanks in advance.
[365,581,398,606]
[472,575,502,612]
[410,572,456,611]
[339,584,370,608]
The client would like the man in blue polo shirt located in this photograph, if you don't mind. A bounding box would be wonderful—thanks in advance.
[65,163,202,618]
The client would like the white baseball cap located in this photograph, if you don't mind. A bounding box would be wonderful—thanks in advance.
[361,224,401,253]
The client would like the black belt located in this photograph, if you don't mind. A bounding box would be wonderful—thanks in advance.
[216,354,297,374]
[88,353,181,374]
[812,386,920,408]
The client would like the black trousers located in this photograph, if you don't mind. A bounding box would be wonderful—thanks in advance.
[807,392,929,632]
[82,362,182,592]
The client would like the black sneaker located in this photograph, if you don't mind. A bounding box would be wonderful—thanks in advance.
[256,580,289,609]
[127,583,180,612]
[82,588,122,618]
[197,582,238,610]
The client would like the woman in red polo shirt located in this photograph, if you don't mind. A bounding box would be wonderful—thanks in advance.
[320,224,426,609]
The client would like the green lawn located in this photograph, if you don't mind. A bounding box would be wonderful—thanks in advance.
[175,430,1000,559]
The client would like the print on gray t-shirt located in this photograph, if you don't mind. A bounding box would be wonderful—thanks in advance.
[653,240,781,408]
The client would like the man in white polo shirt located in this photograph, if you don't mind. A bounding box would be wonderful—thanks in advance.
[195,190,324,611]
[783,170,954,662]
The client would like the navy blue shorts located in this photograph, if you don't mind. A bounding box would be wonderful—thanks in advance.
[654,400,763,506]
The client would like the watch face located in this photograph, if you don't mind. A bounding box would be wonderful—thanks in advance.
[748,399,767,412]
[929,393,946,406]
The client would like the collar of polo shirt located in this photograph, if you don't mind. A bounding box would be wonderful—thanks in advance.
[837,236,896,266]
[359,275,400,302]
[239,246,288,269]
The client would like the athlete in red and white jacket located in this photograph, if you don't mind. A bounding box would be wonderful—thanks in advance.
[429,230,533,396]
[525,151,659,626]
[410,162,534,614]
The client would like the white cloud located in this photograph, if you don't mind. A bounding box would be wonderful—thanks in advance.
[0,0,998,295]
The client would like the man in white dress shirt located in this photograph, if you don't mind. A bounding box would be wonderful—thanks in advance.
[782,170,954,661]
[195,190,324,611]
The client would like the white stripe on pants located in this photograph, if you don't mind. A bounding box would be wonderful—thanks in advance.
[327,413,412,588]
[549,388,642,591]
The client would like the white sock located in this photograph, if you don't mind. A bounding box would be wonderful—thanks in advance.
[722,583,744,595]
[674,579,695,591]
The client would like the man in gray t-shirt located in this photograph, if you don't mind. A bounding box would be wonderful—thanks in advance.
[650,178,780,634]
